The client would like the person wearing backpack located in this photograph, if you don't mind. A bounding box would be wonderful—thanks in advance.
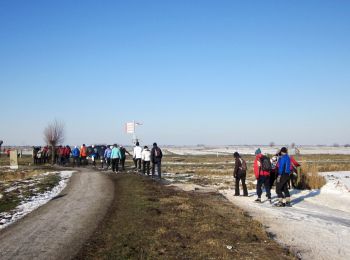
[72,146,80,167]
[253,148,272,203]
[233,152,248,196]
[275,147,292,207]
[151,142,163,179]
[80,144,88,166]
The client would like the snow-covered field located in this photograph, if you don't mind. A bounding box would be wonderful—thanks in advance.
[166,146,350,155]
[0,171,73,230]
[222,172,350,260]
[165,171,350,260]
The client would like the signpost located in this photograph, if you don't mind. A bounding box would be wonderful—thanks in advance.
[10,150,18,170]
[125,121,143,144]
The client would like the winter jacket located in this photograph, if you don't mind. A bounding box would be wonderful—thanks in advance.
[254,154,270,179]
[233,157,246,178]
[72,147,80,157]
[133,146,143,159]
[278,154,291,175]
[80,146,87,157]
[290,156,300,170]
[111,147,122,159]
[120,147,130,159]
[98,147,106,158]
[151,146,163,163]
[104,148,112,159]
[142,149,151,161]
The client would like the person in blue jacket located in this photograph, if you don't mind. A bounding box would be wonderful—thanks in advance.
[104,146,112,170]
[72,146,80,167]
[276,147,292,207]
[110,144,122,173]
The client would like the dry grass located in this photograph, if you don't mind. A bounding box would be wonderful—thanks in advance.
[295,163,326,189]
[75,175,294,260]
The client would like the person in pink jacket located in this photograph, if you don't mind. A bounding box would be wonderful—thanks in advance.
[253,148,271,203]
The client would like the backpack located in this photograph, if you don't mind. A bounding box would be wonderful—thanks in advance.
[154,147,161,158]
[239,158,247,171]
[260,155,272,172]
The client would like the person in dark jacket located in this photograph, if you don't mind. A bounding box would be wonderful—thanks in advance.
[98,146,106,169]
[275,147,292,207]
[119,145,131,171]
[233,152,248,196]
[151,142,163,179]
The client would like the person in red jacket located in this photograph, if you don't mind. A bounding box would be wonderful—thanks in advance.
[253,148,271,203]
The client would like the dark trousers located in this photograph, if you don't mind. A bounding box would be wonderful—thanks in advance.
[111,158,120,172]
[269,170,277,189]
[257,175,271,199]
[105,158,111,169]
[152,161,161,178]
[235,175,248,196]
[276,174,290,198]
[143,161,150,175]
[120,158,126,170]
[80,156,87,166]
[134,158,141,171]
[73,156,80,167]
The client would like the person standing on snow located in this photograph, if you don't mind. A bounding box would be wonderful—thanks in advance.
[275,147,292,207]
[151,142,163,179]
[233,152,248,196]
[141,146,151,175]
[110,144,122,173]
[253,148,272,203]
[133,142,142,172]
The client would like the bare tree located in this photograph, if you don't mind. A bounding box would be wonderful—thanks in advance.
[269,141,275,147]
[43,119,65,164]
[290,142,296,149]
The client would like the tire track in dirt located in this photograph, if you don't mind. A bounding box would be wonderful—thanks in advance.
[0,168,114,260]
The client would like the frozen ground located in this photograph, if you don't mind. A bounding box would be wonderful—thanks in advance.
[165,171,350,260]
[0,171,73,229]
[166,145,350,155]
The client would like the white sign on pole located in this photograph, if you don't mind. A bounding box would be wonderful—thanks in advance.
[126,122,135,134]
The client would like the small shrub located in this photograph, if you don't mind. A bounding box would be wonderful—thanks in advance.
[297,163,326,189]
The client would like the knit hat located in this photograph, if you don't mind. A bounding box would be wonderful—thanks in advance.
[233,152,240,158]
[255,148,262,155]
[280,147,288,154]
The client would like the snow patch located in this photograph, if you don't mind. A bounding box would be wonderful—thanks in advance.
[0,171,73,230]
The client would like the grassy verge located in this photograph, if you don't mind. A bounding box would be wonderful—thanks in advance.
[75,174,294,260]
[0,171,61,214]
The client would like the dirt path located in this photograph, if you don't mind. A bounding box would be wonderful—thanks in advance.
[0,168,114,260]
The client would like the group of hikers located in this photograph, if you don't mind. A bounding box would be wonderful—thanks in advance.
[233,146,301,207]
[32,142,163,178]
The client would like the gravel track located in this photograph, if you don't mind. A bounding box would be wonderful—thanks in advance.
[0,168,114,260]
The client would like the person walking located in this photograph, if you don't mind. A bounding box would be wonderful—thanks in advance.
[99,146,106,169]
[233,152,248,196]
[269,155,279,189]
[141,146,151,175]
[119,145,131,171]
[275,147,292,207]
[254,148,271,203]
[91,145,98,167]
[80,144,88,166]
[133,142,142,172]
[104,146,112,170]
[151,142,163,179]
[72,146,80,167]
[111,144,122,173]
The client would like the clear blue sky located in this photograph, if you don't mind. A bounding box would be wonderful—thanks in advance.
[1,0,349,146]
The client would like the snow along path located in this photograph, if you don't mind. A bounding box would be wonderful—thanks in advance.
[220,171,350,260]
[0,168,114,260]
